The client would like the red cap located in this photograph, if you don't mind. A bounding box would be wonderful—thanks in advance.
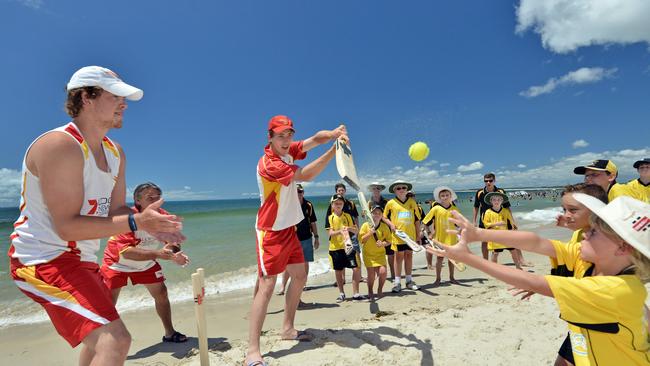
[268,115,295,134]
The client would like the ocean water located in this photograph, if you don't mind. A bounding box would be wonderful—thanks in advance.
[0,189,564,328]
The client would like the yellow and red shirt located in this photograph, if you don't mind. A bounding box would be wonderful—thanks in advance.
[256,141,307,231]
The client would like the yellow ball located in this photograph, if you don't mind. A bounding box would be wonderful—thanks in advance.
[408,141,429,162]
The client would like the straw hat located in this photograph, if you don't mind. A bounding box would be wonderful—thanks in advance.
[367,182,386,191]
[433,186,457,203]
[388,180,413,194]
[573,193,650,259]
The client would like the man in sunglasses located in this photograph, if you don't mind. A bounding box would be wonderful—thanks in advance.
[473,173,509,260]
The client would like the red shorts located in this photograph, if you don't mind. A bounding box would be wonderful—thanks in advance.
[10,252,119,347]
[100,262,165,289]
[256,227,304,276]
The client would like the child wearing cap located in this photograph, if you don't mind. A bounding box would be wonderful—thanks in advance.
[328,194,361,302]
[574,159,632,202]
[359,205,391,301]
[432,195,650,365]
[481,192,523,269]
[422,186,461,286]
[626,158,650,203]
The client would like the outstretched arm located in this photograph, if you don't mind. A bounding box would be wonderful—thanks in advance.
[294,145,336,181]
[448,211,556,257]
[430,227,552,296]
[302,125,348,152]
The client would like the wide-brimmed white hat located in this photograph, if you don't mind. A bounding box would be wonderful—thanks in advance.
[67,66,143,101]
[573,193,650,259]
[367,182,386,191]
[388,180,412,194]
[433,186,457,203]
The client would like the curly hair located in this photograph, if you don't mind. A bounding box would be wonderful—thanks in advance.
[64,86,103,118]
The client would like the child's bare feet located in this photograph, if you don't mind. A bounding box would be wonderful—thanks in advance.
[449,279,460,285]
[432,279,441,287]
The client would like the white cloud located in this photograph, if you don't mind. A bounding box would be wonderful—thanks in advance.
[15,0,43,9]
[457,161,484,172]
[572,139,589,148]
[517,164,527,168]
[516,0,650,54]
[439,163,450,168]
[0,168,22,207]
[520,67,617,98]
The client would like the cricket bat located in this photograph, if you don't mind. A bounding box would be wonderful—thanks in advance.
[335,137,361,191]
[422,236,467,272]
[394,230,423,253]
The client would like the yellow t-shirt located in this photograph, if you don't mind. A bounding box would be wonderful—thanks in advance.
[549,229,593,278]
[422,203,459,245]
[608,182,634,202]
[328,212,355,251]
[626,179,650,203]
[482,207,515,250]
[359,221,390,267]
[546,274,650,366]
[384,197,422,248]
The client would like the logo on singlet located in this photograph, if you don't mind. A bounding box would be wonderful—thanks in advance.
[87,197,111,216]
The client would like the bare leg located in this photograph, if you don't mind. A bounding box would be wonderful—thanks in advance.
[448,259,459,284]
[335,270,345,293]
[511,250,523,270]
[387,254,395,279]
[79,319,131,366]
[144,282,175,337]
[277,271,288,295]
[491,251,499,263]
[404,251,413,276]
[245,274,277,365]
[377,266,387,297]
[394,252,404,279]
[281,263,307,339]
[352,267,361,295]
[366,267,376,299]
[481,242,489,260]
[433,256,443,286]
[426,251,434,269]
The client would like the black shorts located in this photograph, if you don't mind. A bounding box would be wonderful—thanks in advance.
[493,248,514,253]
[329,249,358,270]
[558,333,574,364]
[385,246,395,255]
[396,244,411,252]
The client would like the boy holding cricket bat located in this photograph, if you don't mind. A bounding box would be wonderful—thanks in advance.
[359,205,391,301]
[328,194,361,302]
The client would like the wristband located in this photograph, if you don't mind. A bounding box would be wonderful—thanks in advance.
[128,213,138,232]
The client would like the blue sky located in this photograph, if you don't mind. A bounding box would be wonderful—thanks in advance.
[1,0,649,206]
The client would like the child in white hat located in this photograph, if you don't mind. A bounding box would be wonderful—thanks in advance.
[431,195,650,365]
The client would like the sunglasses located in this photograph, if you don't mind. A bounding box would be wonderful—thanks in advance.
[484,180,494,183]
[394,186,408,191]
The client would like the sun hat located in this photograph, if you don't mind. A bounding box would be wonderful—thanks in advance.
[370,205,383,212]
[268,115,295,134]
[573,193,650,259]
[433,186,457,203]
[67,66,143,101]
[484,191,509,205]
[297,184,304,192]
[388,180,413,194]
[574,159,618,176]
[633,158,650,169]
[367,182,386,191]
